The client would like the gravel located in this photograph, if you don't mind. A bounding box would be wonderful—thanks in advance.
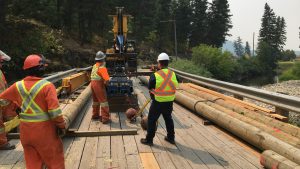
[244,80,300,126]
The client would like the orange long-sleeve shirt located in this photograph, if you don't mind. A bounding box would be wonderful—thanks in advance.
[95,62,110,82]
[0,76,65,128]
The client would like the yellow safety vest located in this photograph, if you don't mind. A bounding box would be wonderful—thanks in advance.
[16,80,62,122]
[91,64,104,80]
[152,69,178,102]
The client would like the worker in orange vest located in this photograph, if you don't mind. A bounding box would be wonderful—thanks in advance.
[0,50,17,150]
[90,51,110,124]
[0,54,66,169]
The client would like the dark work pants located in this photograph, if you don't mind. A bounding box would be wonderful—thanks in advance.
[146,100,175,141]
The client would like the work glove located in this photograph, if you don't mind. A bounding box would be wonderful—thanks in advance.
[57,128,66,138]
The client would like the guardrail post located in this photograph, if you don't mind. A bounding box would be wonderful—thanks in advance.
[275,107,289,119]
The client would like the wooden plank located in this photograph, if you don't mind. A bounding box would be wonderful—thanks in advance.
[96,114,111,169]
[65,106,92,169]
[119,111,143,169]
[66,129,137,137]
[110,112,127,169]
[171,106,238,169]
[139,153,160,169]
[173,104,260,169]
[78,120,100,169]
[0,142,23,165]
[11,156,25,169]
[157,116,212,169]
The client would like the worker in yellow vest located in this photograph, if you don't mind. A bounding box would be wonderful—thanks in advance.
[90,51,110,124]
[141,53,178,146]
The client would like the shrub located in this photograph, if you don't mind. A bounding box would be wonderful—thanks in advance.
[191,44,236,80]
[169,58,212,77]
[279,62,300,81]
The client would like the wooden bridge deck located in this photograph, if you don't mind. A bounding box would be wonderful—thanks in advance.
[0,85,262,169]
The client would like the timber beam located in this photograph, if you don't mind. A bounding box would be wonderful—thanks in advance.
[7,129,138,139]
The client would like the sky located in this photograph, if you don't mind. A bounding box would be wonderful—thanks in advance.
[223,0,300,51]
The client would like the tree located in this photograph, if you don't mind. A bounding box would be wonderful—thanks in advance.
[255,41,277,80]
[257,3,287,81]
[275,16,287,51]
[190,0,208,47]
[258,3,277,48]
[233,37,244,57]
[155,0,173,53]
[173,0,192,54]
[281,50,296,61]
[206,0,232,47]
[245,41,251,56]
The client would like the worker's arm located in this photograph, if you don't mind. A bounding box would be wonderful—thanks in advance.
[44,83,66,129]
[148,73,156,100]
[98,67,110,84]
[0,83,21,107]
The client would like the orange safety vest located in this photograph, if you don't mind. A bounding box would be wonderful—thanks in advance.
[16,79,62,122]
[151,69,178,102]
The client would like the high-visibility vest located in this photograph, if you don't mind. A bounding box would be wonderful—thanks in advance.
[16,79,62,122]
[151,69,178,102]
[0,70,7,93]
[91,64,104,80]
[0,70,9,107]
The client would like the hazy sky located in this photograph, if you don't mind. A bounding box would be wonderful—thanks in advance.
[223,0,300,50]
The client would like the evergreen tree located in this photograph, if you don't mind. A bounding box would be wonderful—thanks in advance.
[174,0,192,54]
[274,16,287,51]
[258,3,277,49]
[245,41,251,56]
[155,0,173,53]
[233,37,244,57]
[190,0,208,47]
[206,0,232,47]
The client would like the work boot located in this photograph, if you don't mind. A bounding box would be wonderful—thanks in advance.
[140,138,153,146]
[102,119,111,124]
[164,136,175,145]
[0,143,16,150]
[92,115,100,120]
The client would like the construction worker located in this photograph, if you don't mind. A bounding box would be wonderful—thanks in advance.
[0,50,17,150]
[141,52,179,146]
[91,51,110,124]
[0,54,66,169]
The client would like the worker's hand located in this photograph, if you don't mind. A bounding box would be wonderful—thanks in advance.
[57,128,66,138]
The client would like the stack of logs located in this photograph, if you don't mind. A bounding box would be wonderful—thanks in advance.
[139,76,300,169]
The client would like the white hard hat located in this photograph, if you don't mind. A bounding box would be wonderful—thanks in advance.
[157,52,169,62]
[0,50,11,61]
[95,51,106,61]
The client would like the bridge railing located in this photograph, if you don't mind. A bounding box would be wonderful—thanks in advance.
[170,67,300,114]
[45,66,92,83]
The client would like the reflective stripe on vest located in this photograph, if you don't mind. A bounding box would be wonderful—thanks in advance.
[91,64,104,80]
[100,101,109,107]
[16,80,52,122]
[152,69,178,102]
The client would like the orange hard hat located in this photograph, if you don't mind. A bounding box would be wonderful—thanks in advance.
[23,54,48,70]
